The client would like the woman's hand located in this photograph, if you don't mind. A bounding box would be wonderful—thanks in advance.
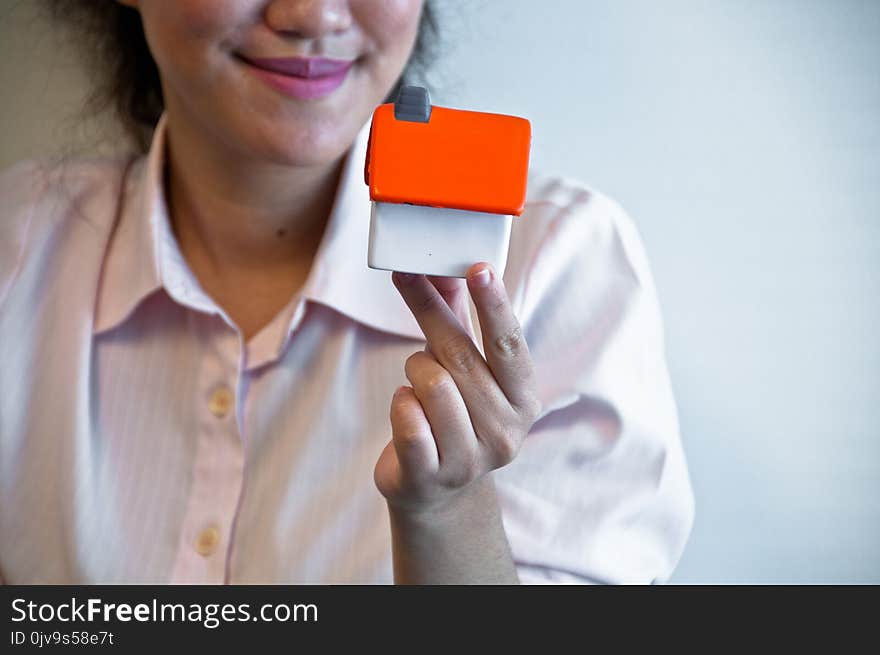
[374,262,543,522]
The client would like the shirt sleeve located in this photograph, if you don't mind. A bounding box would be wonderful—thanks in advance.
[493,182,695,584]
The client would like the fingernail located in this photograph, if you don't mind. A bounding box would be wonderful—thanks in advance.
[397,272,417,285]
[471,267,491,288]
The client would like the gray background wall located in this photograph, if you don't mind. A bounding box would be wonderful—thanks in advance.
[2,0,877,582]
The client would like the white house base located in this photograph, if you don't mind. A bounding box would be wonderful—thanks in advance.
[367,201,513,278]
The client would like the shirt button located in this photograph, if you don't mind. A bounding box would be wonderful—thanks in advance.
[195,525,220,557]
[208,386,234,418]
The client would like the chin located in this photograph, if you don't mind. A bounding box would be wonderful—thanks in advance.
[249,118,357,167]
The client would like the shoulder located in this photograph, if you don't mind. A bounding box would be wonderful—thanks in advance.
[0,154,134,308]
[507,169,659,320]
[0,154,134,229]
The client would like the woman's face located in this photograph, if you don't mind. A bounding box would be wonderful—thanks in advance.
[122,0,425,166]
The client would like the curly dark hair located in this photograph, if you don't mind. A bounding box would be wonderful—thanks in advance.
[42,1,441,152]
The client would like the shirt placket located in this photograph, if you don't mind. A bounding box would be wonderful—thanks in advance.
[168,321,245,584]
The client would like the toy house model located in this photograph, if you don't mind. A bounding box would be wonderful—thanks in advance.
[364,86,531,278]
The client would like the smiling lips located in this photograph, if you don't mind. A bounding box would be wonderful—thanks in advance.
[238,54,355,99]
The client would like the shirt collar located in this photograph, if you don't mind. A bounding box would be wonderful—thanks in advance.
[94,111,425,344]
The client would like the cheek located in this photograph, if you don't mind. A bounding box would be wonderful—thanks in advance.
[155,0,248,37]
[140,0,250,65]
[140,0,256,97]
[356,0,424,55]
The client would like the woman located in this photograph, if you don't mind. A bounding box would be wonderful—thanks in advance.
[0,1,694,584]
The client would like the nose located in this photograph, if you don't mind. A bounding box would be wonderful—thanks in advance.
[264,0,353,39]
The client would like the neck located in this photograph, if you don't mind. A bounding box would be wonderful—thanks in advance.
[162,108,346,280]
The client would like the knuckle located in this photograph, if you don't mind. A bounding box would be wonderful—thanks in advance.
[404,351,431,380]
[413,290,443,315]
[493,435,520,467]
[492,324,526,358]
[395,430,424,453]
[422,372,454,399]
[404,351,425,369]
[517,395,543,425]
[442,452,480,488]
[483,423,521,467]
[440,333,479,373]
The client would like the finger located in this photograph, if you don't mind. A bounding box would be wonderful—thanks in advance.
[389,385,440,482]
[423,275,476,356]
[404,351,481,483]
[392,271,508,430]
[465,262,540,415]
[425,274,477,341]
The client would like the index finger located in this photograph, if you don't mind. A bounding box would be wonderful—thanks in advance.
[391,270,505,412]
[422,274,477,355]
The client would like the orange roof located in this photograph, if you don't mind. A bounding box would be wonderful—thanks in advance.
[364,103,531,216]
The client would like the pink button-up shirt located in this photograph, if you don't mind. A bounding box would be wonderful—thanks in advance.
[0,112,694,584]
